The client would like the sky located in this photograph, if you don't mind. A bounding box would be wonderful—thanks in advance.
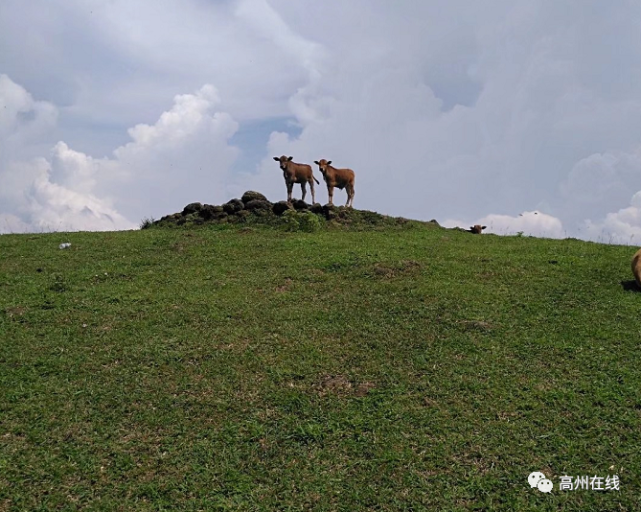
[2,0,641,244]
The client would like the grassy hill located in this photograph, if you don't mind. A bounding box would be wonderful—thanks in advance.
[1,203,640,511]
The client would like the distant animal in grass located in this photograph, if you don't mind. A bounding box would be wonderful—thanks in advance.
[631,248,641,288]
[273,155,320,204]
[468,224,487,234]
[313,159,356,207]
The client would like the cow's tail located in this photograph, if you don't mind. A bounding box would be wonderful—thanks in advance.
[314,176,320,185]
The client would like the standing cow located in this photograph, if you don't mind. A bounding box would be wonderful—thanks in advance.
[273,156,319,204]
[314,159,356,207]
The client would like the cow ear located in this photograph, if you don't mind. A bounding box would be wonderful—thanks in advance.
[314,161,320,165]
[482,226,487,230]
[287,156,293,161]
[327,161,332,165]
[273,157,279,161]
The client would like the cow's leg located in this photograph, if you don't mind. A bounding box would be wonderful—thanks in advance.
[309,179,316,204]
[286,181,294,203]
[347,185,354,207]
[327,186,334,205]
[301,182,307,202]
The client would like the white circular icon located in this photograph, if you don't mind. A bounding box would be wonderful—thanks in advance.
[537,478,553,493]
[528,472,545,488]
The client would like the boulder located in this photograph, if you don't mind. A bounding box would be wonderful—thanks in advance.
[223,198,244,215]
[160,213,182,223]
[241,191,269,204]
[199,204,224,220]
[292,199,309,211]
[272,201,293,216]
[310,203,324,215]
[182,202,203,215]
[322,204,338,220]
[244,199,272,212]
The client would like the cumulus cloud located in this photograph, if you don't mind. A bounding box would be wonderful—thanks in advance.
[27,157,135,232]
[444,211,566,239]
[0,76,240,233]
[105,84,240,219]
[560,150,641,224]
[0,74,58,161]
[243,1,641,239]
[582,191,641,246]
[0,214,31,234]
[4,1,641,241]
[0,0,320,143]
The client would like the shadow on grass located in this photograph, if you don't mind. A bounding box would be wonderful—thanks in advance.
[621,280,641,292]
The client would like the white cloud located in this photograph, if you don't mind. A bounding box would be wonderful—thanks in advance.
[246,1,641,229]
[444,210,565,239]
[1,76,240,233]
[582,191,641,246]
[27,161,135,233]
[4,2,641,242]
[107,84,240,218]
[0,214,31,234]
[0,74,58,160]
[560,150,641,225]
[235,0,325,74]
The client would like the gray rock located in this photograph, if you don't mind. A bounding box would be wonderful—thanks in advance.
[292,199,309,211]
[223,199,244,214]
[244,199,272,211]
[241,191,269,204]
[182,202,203,215]
[310,203,324,215]
[272,201,294,216]
[199,204,224,220]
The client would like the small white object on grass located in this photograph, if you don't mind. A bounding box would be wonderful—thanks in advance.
[59,243,71,249]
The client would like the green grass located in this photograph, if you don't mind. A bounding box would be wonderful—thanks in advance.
[1,221,640,511]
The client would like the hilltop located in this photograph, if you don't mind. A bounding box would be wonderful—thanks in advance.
[146,190,441,231]
[0,204,639,511]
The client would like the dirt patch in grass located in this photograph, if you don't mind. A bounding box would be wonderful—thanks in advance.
[366,260,422,279]
[314,375,375,397]
[4,306,27,318]
[276,278,294,293]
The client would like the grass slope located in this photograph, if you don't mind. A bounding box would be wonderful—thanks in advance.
[1,219,640,511]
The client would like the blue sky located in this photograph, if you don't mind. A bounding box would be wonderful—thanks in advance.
[229,118,302,177]
[2,0,641,243]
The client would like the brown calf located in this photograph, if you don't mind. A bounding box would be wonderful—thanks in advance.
[632,248,641,288]
[273,156,320,204]
[313,159,356,207]
[468,225,487,234]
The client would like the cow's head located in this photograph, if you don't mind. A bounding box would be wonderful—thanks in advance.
[314,159,332,175]
[273,155,293,170]
[470,224,487,234]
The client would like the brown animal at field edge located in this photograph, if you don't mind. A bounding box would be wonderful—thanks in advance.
[469,225,487,234]
[631,248,641,288]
